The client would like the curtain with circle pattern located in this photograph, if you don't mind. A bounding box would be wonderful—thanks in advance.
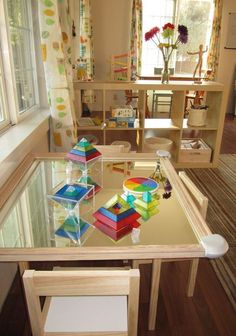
[79,0,94,80]
[207,0,222,80]
[38,0,77,151]
[130,0,143,79]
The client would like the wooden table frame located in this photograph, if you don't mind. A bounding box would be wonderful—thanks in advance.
[0,152,227,331]
[0,152,210,262]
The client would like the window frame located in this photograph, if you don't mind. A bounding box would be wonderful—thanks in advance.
[0,0,39,130]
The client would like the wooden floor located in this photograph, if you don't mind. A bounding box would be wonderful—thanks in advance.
[0,114,236,336]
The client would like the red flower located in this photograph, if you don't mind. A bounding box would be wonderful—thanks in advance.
[163,23,175,31]
[145,26,160,41]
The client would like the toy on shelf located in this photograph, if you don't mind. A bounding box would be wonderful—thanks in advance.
[110,51,136,81]
[75,57,88,81]
[187,44,208,81]
[108,105,136,128]
[93,194,140,241]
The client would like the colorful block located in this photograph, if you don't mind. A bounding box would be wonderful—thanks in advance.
[93,220,140,241]
[135,206,159,221]
[93,210,140,230]
[66,138,101,163]
[48,183,92,209]
[134,198,159,210]
[123,177,159,195]
[55,217,90,241]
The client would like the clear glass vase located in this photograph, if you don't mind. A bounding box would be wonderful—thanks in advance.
[161,59,170,84]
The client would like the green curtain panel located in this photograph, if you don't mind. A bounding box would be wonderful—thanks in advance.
[79,0,94,79]
[207,0,222,80]
[38,0,77,151]
[130,0,142,79]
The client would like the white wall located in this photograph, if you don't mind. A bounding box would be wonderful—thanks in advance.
[217,0,236,114]
[92,0,132,80]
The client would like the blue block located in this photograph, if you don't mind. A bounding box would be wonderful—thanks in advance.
[98,206,136,221]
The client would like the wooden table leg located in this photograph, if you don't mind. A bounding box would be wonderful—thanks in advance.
[148,259,162,330]
[18,261,29,275]
[187,258,199,297]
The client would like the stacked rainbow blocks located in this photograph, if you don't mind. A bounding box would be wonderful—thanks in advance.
[93,194,141,241]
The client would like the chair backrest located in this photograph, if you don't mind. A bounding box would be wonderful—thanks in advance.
[178,171,208,219]
[154,67,174,75]
[95,144,126,153]
[23,269,140,336]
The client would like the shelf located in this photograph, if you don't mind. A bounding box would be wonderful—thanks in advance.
[145,119,180,130]
[74,81,225,168]
[77,126,103,130]
[105,127,142,131]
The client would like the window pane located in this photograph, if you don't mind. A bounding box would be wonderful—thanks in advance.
[1,207,22,247]
[176,0,214,74]
[7,0,36,114]
[7,0,29,28]
[0,85,5,122]
[0,62,9,128]
[141,0,214,75]
[142,0,176,74]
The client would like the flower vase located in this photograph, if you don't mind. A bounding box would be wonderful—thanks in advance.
[161,60,170,84]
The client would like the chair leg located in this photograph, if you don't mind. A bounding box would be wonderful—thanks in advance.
[186,258,199,297]
[18,261,29,275]
[148,259,162,331]
[132,260,140,269]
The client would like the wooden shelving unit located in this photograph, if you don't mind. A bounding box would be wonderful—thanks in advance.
[74,80,226,168]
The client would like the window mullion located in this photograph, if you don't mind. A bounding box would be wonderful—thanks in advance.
[0,0,18,125]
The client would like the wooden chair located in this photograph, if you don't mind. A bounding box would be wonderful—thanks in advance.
[185,90,205,114]
[125,90,151,118]
[133,171,208,330]
[23,268,140,336]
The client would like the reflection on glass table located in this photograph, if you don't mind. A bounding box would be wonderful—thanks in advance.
[0,154,228,261]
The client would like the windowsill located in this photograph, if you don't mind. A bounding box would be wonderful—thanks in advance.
[0,108,50,166]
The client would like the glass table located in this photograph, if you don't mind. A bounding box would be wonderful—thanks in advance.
[0,152,228,330]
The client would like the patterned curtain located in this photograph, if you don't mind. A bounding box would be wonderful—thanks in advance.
[79,0,94,80]
[130,0,142,79]
[207,0,223,80]
[38,0,77,151]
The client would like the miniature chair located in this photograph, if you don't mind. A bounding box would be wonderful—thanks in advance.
[185,90,205,114]
[23,268,140,336]
[132,171,208,330]
[125,90,151,118]
[152,90,173,117]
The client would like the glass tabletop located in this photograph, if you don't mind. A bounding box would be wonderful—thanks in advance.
[0,157,199,249]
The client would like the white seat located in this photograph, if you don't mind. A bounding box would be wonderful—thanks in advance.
[23,269,140,336]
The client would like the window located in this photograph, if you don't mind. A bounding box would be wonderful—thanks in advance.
[0,0,38,132]
[142,0,214,75]
[0,52,9,131]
